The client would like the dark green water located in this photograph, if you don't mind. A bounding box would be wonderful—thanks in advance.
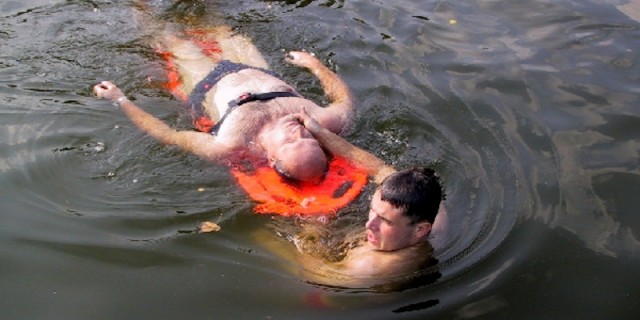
[1,0,639,319]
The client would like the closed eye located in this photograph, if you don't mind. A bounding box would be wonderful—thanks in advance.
[378,214,392,226]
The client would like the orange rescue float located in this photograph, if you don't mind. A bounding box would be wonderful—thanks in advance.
[232,157,368,216]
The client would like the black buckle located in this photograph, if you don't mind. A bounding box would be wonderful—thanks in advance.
[228,93,252,108]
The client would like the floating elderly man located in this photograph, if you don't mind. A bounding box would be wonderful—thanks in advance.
[94,25,367,216]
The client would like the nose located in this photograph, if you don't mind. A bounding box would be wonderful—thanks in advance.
[366,215,379,231]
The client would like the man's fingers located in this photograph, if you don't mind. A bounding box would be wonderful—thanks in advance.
[285,52,298,63]
[285,52,295,61]
[93,81,117,98]
[285,51,309,63]
[93,84,103,96]
[97,81,113,89]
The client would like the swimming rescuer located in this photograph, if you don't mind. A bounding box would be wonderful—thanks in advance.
[93,27,367,216]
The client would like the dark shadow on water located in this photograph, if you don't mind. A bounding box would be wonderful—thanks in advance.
[392,299,440,313]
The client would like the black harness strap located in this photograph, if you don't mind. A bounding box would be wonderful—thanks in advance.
[210,91,300,134]
[187,60,283,125]
[228,91,300,108]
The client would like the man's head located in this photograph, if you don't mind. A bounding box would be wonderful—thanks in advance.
[365,167,443,251]
[274,139,328,183]
[265,116,328,183]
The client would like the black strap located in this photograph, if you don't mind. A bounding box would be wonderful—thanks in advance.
[210,91,299,134]
[228,91,299,108]
[187,60,282,122]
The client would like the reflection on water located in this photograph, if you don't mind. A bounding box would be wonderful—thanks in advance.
[1,0,639,319]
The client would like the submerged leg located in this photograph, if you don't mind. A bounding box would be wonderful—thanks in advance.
[211,25,269,69]
[130,1,269,125]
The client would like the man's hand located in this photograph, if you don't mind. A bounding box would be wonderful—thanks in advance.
[280,107,325,136]
[93,81,125,102]
[285,51,321,69]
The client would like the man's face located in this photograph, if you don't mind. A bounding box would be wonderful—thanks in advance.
[269,117,314,151]
[365,190,426,251]
[265,116,326,182]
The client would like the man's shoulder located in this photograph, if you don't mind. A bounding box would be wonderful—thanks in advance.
[299,242,433,288]
[343,245,422,278]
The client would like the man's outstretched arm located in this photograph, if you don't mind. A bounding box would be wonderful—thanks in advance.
[93,81,233,161]
[295,108,396,184]
[286,51,354,133]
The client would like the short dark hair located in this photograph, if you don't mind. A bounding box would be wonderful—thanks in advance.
[379,167,443,224]
[274,160,298,182]
[273,159,328,185]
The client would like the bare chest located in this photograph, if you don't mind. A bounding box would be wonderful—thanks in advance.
[342,245,428,279]
[213,97,321,146]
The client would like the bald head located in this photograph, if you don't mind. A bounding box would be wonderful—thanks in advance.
[275,138,327,183]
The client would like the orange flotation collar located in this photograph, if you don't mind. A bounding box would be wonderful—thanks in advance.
[232,156,368,216]
[156,30,368,216]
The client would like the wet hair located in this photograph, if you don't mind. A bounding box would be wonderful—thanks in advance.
[274,157,328,185]
[273,140,328,183]
[379,167,443,224]
[274,160,300,184]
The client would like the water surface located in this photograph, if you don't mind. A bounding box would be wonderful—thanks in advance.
[1,0,639,319]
